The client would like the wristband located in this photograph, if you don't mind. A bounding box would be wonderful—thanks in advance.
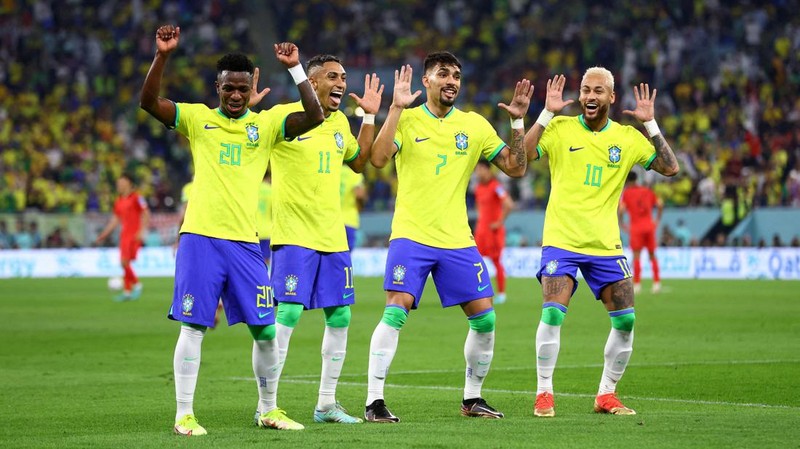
[287,64,307,85]
[536,109,555,128]
[643,119,661,137]
[510,118,524,130]
[363,114,375,125]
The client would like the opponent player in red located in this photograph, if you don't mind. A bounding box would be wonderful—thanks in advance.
[95,173,150,301]
[473,159,514,304]
[619,172,662,294]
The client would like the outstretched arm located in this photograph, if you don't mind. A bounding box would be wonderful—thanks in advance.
[95,215,120,245]
[524,74,574,161]
[348,73,384,173]
[371,65,421,169]
[140,25,181,127]
[275,43,325,139]
[492,79,534,178]
[622,83,679,177]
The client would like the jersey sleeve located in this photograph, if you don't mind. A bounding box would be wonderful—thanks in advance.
[394,112,406,152]
[174,102,198,138]
[259,105,289,145]
[536,117,562,159]
[629,128,657,169]
[475,113,505,161]
[343,118,360,162]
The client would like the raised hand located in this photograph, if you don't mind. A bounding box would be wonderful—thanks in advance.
[274,42,300,68]
[498,78,534,119]
[544,74,574,114]
[391,64,422,109]
[349,73,384,115]
[248,67,272,107]
[622,83,656,122]
[155,25,180,55]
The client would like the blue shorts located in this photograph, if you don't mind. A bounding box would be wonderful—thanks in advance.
[271,245,355,309]
[345,226,357,252]
[383,238,494,309]
[169,233,274,327]
[259,238,271,260]
[536,246,632,299]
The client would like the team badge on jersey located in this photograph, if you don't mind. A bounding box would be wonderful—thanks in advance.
[608,146,621,163]
[392,265,407,284]
[181,294,195,316]
[545,260,559,275]
[284,274,299,296]
[334,131,345,150]
[455,132,469,151]
[246,123,260,144]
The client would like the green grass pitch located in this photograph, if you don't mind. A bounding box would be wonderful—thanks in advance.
[1,277,799,448]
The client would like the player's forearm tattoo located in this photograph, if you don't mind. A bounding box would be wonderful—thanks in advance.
[543,276,571,298]
[650,134,678,175]
[610,280,635,309]
[510,128,526,168]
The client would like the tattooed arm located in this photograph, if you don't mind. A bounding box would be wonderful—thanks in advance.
[493,79,534,178]
[648,134,679,177]
[623,83,679,177]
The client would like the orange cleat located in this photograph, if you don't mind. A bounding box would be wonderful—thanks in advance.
[593,393,636,415]
[534,392,555,417]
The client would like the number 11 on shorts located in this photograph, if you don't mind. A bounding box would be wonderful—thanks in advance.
[616,259,632,279]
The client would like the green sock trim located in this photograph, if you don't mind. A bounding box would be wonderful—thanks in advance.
[181,322,207,332]
[323,305,351,328]
[380,306,408,330]
[248,324,276,341]
[610,310,636,332]
[468,310,496,333]
[276,302,304,328]
[541,305,567,326]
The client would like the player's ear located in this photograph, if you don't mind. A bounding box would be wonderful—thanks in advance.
[422,74,430,89]
[610,90,616,104]
[214,80,221,95]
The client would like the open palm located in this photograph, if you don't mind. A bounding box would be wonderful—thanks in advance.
[544,74,574,113]
[622,83,656,122]
[349,73,384,114]
[498,79,533,118]
[392,64,422,109]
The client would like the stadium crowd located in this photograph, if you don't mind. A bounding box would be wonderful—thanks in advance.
[1,1,799,230]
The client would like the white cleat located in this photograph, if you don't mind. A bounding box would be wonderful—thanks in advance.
[633,283,642,295]
[651,282,661,294]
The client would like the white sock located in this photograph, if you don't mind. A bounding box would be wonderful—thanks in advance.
[317,326,348,410]
[535,322,561,394]
[366,321,400,405]
[265,323,294,411]
[598,328,634,395]
[174,326,205,421]
[253,338,280,414]
[463,329,494,400]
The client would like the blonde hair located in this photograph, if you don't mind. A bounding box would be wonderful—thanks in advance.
[582,67,614,91]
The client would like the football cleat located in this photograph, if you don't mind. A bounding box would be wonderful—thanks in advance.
[594,393,636,415]
[494,293,507,305]
[255,408,305,430]
[130,283,143,300]
[364,399,400,423]
[461,398,504,419]
[314,402,363,424]
[651,282,661,294]
[633,283,642,295]
[174,414,207,436]
[534,392,555,417]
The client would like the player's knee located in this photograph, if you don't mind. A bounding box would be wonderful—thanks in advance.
[541,302,567,326]
[181,322,207,333]
[380,305,409,330]
[276,302,304,328]
[468,309,496,333]
[324,305,351,328]
[248,324,276,341]
[609,308,635,332]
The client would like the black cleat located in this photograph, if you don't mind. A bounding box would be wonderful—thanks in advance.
[365,399,400,423]
[461,398,504,419]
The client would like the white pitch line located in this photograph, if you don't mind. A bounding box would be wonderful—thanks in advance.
[229,377,800,411]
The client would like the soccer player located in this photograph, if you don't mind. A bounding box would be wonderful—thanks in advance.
[619,171,663,294]
[365,53,532,422]
[139,24,324,435]
[257,172,273,267]
[523,70,679,418]
[265,54,383,425]
[341,164,366,252]
[94,173,149,301]
[473,159,514,304]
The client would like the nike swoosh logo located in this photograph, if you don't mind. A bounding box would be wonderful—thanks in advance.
[204,124,220,129]
[258,311,272,319]
[183,357,199,362]
[343,292,354,299]
[477,284,490,292]
[331,356,343,361]
[569,146,584,152]
[297,136,312,141]
[415,137,430,143]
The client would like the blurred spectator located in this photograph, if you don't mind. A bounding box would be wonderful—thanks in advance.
[772,233,785,247]
[144,225,164,248]
[0,220,11,248]
[673,219,692,247]
[44,227,80,249]
[28,221,43,248]
[12,219,34,249]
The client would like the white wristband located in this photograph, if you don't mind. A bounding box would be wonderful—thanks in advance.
[287,64,307,85]
[643,119,661,137]
[510,118,524,130]
[536,109,555,128]
[363,114,375,125]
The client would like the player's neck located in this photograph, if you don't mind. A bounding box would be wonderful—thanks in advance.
[425,101,453,118]
[584,114,609,132]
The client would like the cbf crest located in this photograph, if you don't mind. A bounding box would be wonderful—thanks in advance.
[334,131,345,150]
[284,274,299,296]
[545,260,559,275]
[246,122,260,147]
[608,145,621,163]
[392,265,407,285]
[181,294,195,316]
[454,132,469,153]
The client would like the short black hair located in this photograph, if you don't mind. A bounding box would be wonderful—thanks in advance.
[423,51,462,73]
[627,172,638,183]
[120,172,136,184]
[476,158,491,169]
[306,54,342,72]
[216,52,255,75]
